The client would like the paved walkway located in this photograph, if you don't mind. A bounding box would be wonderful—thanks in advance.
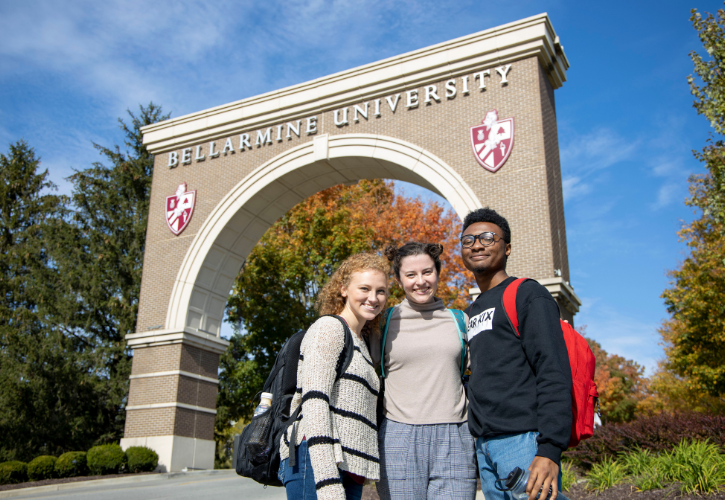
[1,470,286,500]
[2,470,487,499]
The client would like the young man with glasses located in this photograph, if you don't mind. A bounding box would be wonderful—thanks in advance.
[460,207,572,500]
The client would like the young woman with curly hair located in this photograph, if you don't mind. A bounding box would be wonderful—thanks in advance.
[371,242,477,500]
[278,253,389,500]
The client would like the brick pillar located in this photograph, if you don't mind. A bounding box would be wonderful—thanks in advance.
[120,331,228,472]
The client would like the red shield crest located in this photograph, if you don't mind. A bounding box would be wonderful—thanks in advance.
[470,110,514,172]
[166,182,196,235]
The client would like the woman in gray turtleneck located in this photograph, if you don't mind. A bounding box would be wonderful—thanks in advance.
[371,242,477,500]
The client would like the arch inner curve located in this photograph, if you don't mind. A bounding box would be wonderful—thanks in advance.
[166,133,482,336]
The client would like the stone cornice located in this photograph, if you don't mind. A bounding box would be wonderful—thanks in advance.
[142,13,568,154]
[125,328,230,354]
[537,277,582,315]
[129,370,219,384]
[125,402,217,415]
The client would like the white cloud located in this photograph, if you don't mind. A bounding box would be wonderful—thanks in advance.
[0,0,519,196]
[651,183,681,210]
[643,115,699,210]
[561,128,638,173]
[562,175,591,200]
[560,128,638,202]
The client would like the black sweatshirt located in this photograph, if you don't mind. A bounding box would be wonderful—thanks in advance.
[466,276,572,463]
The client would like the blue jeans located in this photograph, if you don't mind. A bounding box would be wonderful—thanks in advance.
[475,432,563,500]
[279,440,364,500]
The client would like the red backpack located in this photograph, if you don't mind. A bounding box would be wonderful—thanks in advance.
[502,278,599,448]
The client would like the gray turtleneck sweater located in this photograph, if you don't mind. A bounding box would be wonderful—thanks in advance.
[370,297,468,425]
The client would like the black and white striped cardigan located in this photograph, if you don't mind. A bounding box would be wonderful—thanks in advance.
[279,316,380,499]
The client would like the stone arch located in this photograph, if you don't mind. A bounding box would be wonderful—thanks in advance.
[166,133,482,336]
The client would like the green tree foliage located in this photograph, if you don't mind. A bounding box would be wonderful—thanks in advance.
[0,104,168,461]
[44,103,169,442]
[0,142,100,460]
[689,8,725,229]
[656,8,725,403]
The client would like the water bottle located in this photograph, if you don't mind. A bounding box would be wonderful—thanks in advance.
[247,392,274,464]
[500,466,569,500]
[253,392,273,417]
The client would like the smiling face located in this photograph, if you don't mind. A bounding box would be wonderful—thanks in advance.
[340,269,389,325]
[397,253,439,304]
[461,221,511,276]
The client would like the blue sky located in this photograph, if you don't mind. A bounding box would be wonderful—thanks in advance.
[0,0,720,374]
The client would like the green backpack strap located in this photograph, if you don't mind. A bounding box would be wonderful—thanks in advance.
[448,309,468,377]
[380,306,396,378]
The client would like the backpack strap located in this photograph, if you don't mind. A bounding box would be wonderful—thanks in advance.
[447,309,468,377]
[329,315,355,380]
[290,314,353,466]
[501,278,530,337]
[379,306,395,378]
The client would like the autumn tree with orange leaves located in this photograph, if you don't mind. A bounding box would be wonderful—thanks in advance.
[214,180,468,465]
[577,326,648,424]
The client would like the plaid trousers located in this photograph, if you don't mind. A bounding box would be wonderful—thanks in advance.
[377,419,478,500]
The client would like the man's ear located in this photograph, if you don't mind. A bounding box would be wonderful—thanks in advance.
[505,242,512,257]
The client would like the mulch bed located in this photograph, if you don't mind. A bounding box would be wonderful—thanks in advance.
[0,472,158,492]
[362,480,725,499]
[565,482,725,499]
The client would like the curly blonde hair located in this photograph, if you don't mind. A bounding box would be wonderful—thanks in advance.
[316,253,390,340]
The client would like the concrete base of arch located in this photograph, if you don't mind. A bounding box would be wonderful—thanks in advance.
[120,435,215,473]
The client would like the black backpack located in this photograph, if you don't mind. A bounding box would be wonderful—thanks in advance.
[233,315,355,486]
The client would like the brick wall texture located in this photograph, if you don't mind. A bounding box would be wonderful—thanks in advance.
[125,344,219,439]
[126,55,572,441]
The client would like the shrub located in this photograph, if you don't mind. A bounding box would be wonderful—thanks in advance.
[586,456,626,492]
[565,411,725,468]
[55,452,88,478]
[125,446,158,473]
[663,440,725,495]
[581,439,725,494]
[27,456,57,481]
[87,444,126,475]
[0,461,28,485]
[560,461,577,492]
[620,447,653,476]
[632,464,666,492]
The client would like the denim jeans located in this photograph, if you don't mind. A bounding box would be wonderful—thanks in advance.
[279,440,364,500]
[475,432,563,500]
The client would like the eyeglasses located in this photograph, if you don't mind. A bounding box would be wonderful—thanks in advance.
[460,231,503,248]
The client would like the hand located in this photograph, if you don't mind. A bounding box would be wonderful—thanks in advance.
[526,456,559,500]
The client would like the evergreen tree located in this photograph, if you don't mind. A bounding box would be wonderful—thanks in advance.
[45,103,170,442]
[0,104,169,461]
[0,142,101,460]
